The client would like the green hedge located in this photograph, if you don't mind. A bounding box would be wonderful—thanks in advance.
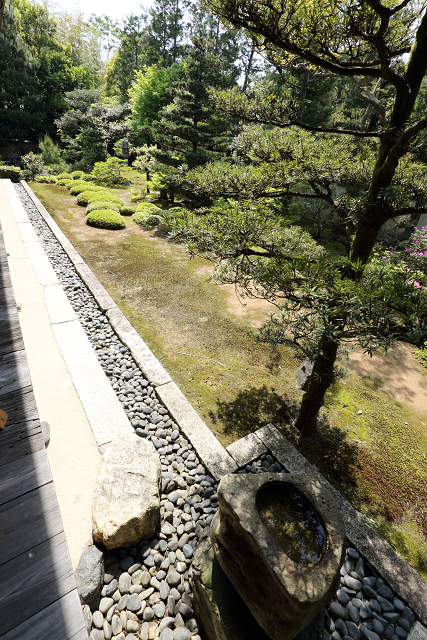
[135,202,162,215]
[56,178,73,187]
[70,183,108,196]
[77,191,123,207]
[85,200,121,214]
[71,170,84,179]
[86,210,126,230]
[132,212,164,227]
[0,166,21,182]
[118,205,137,216]
[57,172,72,180]
[35,175,57,183]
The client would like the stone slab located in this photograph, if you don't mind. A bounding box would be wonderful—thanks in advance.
[23,241,59,287]
[255,424,427,625]
[52,319,134,447]
[4,181,30,223]
[156,381,237,481]
[106,307,171,386]
[75,263,116,312]
[44,284,77,325]
[17,221,39,243]
[226,432,267,468]
[20,181,85,265]
[408,623,427,640]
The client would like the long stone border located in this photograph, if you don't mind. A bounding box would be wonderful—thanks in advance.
[20,180,427,628]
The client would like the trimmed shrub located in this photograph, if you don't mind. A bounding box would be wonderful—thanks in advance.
[86,210,126,230]
[85,201,121,214]
[35,175,57,183]
[70,184,108,196]
[118,205,137,216]
[82,173,93,181]
[71,170,84,179]
[0,166,21,182]
[135,202,162,215]
[132,212,164,227]
[77,191,123,207]
[56,178,73,186]
[57,172,72,180]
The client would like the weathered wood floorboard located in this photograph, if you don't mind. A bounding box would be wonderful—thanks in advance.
[0,202,86,638]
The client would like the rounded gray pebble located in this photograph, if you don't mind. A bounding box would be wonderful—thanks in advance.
[160,630,174,640]
[335,619,348,636]
[345,621,361,640]
[377,585,393,601]
[360,627,380,640]
[173,628,192,640]
[127,593,142,612]
[92,611,103,629]
[330,602,349,620]
[344,576,362,591]
[348,607,360,624]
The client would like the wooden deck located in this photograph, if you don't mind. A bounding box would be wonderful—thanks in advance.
[0,219,87,639]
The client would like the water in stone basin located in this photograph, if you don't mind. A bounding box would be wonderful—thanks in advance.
[256,482,328,567]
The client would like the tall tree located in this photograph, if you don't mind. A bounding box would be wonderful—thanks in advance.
[174,0,427,434]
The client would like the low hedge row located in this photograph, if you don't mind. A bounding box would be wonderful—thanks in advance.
[86,210,126,230]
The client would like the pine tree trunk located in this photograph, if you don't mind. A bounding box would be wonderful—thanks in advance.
[295,335,339,436]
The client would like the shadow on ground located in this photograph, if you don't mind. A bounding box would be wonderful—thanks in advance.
[209,384,361,490]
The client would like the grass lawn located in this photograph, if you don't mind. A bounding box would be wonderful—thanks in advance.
[31,178,427,580]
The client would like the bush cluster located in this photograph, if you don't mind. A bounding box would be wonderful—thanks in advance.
[0,166,21,182]
[71,170,84,179]
[56,178,73,187]
[85,201,121,214]
[57,172,72,180]
[132,212,164,227]
[118,205,136,216]
[135,202,162,215]
[77,191,123,207]
[72,184,108,197]
[34,175,57,183]
[86,210,126,230]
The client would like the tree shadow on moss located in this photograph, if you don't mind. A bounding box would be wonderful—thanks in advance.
[210,384,361,489]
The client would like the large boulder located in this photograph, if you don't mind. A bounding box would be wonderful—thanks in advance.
[92,434,161,549]
[75,544,104,611]
[210,473,345,640]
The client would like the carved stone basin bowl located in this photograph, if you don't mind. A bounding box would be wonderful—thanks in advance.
[210,473,346,640]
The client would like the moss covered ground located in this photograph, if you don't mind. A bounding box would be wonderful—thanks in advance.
[31,180,427,580]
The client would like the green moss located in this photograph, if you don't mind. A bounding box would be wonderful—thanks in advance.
[86,210,126,230]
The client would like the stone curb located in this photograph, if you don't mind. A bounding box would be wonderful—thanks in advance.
[21,182,236,481]
[20,182,427,627]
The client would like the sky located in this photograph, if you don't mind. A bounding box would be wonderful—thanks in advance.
[45,0,152,22]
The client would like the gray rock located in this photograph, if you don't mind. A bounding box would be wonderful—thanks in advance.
[92,610,104,629]
[75,545,104,611]
[111,614,122,636]
[92,434,161,549]
[348,607,360,624]
[337,590,350,605]
[103,619,112,640]
[336,619,348,637]
[99,597,114,614]
[377,585,393,601]
[378,596,395,612]
[210,473,345,640]
[344,576,362,592]
[41,420,50,447]
[396,627,407,640]
[295,360,314,390]
[143,606,154,621]
[371,620,384,635]
[347,548,359,561]
[173,628,192,640]
[383,612,400,625]
[104,563,119,584]
[153,601,166,617]
[330,602,349,620]
[361,627,381,640]
[118,572,131,594]
[166,570,182,587]
[160,630,174,640]
[345,622,361,640]
[82,604,92,634]
[398,617,410,632]
[127,593,142,612]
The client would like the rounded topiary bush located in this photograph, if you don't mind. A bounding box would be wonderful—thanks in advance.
[77,191,124,207]
[86,210,126,230]
[85,200,121,215]
[57,172,72,180]
[118,205,137,216]
[56,178,73,186]
[71,170,84,179]
[132,212,164,227]
[70,183,108,196]
[35,175,57,183]
[135,202,162,215]
[82,173,93,181]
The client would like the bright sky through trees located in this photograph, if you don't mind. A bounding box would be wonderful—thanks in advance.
[37,0,153,21]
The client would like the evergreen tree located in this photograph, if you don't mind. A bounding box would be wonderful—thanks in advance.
[0,2,42,145]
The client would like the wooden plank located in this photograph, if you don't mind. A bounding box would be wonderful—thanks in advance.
[0,418,43,467]
[0,312,24,355]
[0,532,76,636]
[0,590,88,640]
[0,350,31,396]
[0,482,63,565]
[0,285,17,311]
[0,449,52,506]
[0,268,12,290]
[0,384,38,427]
